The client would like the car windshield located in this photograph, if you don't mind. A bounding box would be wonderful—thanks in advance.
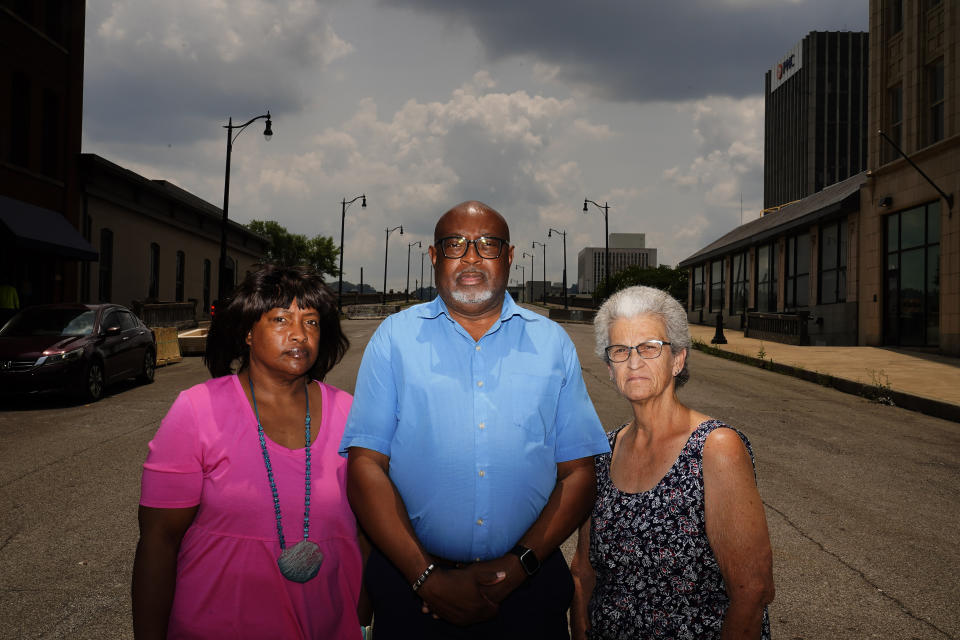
[0,308,97,337]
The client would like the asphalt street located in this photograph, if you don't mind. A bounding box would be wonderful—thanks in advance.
[0,316,957,639]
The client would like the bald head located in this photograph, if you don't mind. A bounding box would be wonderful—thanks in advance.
[434,201,510,243]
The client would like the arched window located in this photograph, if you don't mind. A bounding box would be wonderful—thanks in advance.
[98,228,113,302]
[149,243,160,300]
[175,250,185,302]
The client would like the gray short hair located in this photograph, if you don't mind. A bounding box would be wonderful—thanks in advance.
[593,286,692,387]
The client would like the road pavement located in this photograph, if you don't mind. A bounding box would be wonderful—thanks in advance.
[0,316,957,639]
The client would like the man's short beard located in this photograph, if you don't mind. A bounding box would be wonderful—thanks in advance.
[450,287,495,305]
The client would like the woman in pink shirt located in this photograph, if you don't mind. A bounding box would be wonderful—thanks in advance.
[132,265,365,639]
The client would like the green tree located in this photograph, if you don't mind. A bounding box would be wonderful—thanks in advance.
[246,220,340,279]
[594,264,688,305]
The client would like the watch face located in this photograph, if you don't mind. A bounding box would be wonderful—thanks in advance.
[519,548,540,575]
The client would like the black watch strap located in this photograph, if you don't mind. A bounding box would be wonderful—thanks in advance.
[509,544,541,576]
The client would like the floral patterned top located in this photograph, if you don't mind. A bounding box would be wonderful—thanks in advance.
[587,419,770,639]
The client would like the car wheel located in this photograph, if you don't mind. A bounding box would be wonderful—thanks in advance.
[80,359,104,402]
[138,349,156,384]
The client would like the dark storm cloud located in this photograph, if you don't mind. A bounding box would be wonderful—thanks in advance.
[383,0,868,102]
[83,1,349,146]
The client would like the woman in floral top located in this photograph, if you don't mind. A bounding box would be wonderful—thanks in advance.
[570,286,774,639]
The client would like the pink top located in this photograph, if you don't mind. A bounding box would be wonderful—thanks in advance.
[140,375,362,640]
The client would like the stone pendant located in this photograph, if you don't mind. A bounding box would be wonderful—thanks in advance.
[277,539,324,583]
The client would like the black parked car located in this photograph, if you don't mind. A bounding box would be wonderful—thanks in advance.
[0,303,157,402]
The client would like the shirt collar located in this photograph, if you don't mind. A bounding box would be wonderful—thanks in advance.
[416,292,542,324]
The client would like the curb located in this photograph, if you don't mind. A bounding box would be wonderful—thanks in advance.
[691,342,960,424]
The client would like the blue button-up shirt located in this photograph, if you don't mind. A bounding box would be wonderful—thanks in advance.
[340,294,609,562]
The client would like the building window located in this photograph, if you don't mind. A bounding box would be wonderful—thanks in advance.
[755,243,778,312]
[175,251,185,302]
[709,259,724,314]
[887,85,903,163]
[885,202,940,346]
[203,259,211,314]
[692,265,705,311]
[10,72,30,167]
[927,58,944,145]
[730,252,748,315]
[819,220,848,304]
[41,89,60,179]
[886,0,903,35]
[785,233,811,309]
[98,228,113,302]
[44,0,69,45]
[149,243,160,300]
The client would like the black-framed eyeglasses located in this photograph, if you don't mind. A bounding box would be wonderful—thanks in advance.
[605,340,671,362]
[436,235,507,260]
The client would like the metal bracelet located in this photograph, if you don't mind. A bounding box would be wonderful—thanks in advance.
[411,563,437,592]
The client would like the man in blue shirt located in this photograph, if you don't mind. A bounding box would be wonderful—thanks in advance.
[341,201,609,638]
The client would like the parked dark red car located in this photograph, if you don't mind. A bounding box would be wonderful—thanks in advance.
[0,303,157,402]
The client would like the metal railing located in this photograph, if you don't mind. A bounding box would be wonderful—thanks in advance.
[745,312,809,345]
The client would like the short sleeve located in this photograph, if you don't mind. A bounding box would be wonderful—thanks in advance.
[553,330,609,462]
[140,390,203,508]
[339,319,399,457]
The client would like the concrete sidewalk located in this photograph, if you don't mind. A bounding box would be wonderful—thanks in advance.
[687,324,960,422]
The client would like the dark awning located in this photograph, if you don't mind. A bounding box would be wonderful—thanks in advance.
[0,195,98,261]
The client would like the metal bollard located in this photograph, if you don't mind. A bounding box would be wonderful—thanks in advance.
[711,313,727,344]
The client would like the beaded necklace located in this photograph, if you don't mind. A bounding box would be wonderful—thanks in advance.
[249,374,324,583]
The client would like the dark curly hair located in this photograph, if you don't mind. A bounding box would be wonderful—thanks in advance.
[204,264,348,380]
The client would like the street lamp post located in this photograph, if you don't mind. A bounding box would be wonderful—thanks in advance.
[420,249,428,301]
[548,228,567,309]
[337,194,366,312]
[382,225,403,304]
[219,111,272,303]
[522,250,534,304]
[514,263,525,302]
[583,198,610,293]
[406,240,421,302]
[532,241,547,302]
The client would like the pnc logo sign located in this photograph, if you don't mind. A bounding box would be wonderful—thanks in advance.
[777,54,795,80]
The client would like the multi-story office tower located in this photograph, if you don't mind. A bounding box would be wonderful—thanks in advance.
[577,233,657,294]
[764,31,870,210]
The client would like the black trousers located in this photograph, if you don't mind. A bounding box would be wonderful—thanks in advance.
[366,546,573,640]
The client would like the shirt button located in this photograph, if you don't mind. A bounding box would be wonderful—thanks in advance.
[479,422,485,430]
[476,519,484,526]
[475,345,481,351]
[479,470,485,477]
[477,380,483,387]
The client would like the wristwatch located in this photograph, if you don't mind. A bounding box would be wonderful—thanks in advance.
[509,544,541,576]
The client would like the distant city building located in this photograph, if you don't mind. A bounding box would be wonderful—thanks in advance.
[764,31,869,210]
[577,233,658,294]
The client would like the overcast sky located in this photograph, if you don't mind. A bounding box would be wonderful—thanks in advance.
[82,0,867,292]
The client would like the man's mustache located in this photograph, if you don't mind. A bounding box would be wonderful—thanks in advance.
[455,268,487,280]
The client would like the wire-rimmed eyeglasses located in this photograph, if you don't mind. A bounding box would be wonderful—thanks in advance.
[436,236,507,260]
[605,340,672,362]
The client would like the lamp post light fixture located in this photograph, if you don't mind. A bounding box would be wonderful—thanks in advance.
[548,228,568,309]
[219,111,272,302]
[406,240,421,302]
[337,194,366,312]
[532,240,547,302]
[382,225,403,304]
[583,198,610,291]
[515,263,525,303]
